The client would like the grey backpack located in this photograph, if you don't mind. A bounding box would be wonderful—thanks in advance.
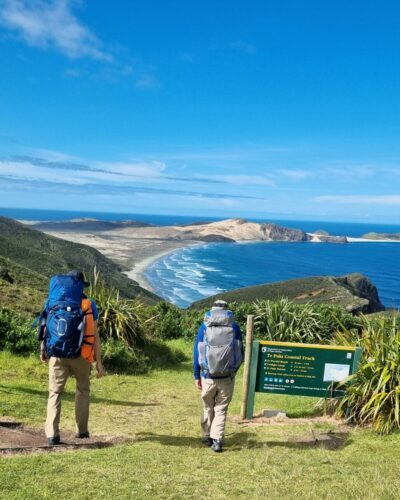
[198,309,243,377]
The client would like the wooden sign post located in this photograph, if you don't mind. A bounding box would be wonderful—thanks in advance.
[240,315,254,419]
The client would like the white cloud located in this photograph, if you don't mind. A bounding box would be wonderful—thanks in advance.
[135,74,161,90]
[194,174,275,187]
[0,154,266,202]
[315,195,400,206]
[0,0,112,61]
[327,167,375,179]
[278,169,313,180]
[228,40,256,54]
[0,158,166,186]
[96,160,166,178]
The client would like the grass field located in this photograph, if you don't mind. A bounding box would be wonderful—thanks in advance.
[1,341,400,500]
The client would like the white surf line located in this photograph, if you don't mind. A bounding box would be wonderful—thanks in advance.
[347,237,400,243]
[307,232,400,243]
[124,242,206,293]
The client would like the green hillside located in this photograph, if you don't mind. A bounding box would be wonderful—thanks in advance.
[191,273,385,314]
[0,217,160,307]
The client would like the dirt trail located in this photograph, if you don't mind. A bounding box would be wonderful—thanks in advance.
[0,421,128,455]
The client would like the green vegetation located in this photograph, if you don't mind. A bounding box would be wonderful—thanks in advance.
[0,308,38,354]
[335,316,400,434]
[140,299,359,345]
[2,350,400,499]
[0,216,159,304]
[191,273,384,314]
[254,299,360,343]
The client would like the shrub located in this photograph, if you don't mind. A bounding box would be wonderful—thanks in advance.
[144,302,250,342]
[228,302,257,334]
[146,302,184,340]
[0,307,37,354]
[101,338,149,375]
[254,299,358,343]
[180,308,205,341]
[335,316,400,434]
[254,298,326,343]
[89,270,148,348]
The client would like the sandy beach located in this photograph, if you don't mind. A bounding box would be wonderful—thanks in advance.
[123,243,203,291]
[41,228,203,292]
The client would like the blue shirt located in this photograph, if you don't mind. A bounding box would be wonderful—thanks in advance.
[193,320,243,380]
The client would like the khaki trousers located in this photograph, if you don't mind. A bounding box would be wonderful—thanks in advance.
[201,376,235,440]
[45,356,91,438]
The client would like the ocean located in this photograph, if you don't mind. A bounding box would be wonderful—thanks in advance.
[145,240,400,308]
[1,207,399,309]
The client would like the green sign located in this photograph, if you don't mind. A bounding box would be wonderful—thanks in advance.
[245,340,362,419]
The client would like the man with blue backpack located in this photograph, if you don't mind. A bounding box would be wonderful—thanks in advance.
[37,270,104,446]
[193,300,243,452]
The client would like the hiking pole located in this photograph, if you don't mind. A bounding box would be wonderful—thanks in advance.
[241,315,254,420]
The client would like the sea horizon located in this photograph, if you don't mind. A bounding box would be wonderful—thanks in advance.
[2,206,400,237]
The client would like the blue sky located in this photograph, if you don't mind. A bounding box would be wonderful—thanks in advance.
[0,0,399,222]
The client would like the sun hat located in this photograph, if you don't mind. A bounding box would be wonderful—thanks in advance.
[67,270,90,287]
[212,299,229,309]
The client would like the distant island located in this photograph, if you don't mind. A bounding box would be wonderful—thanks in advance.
[362,232,400,241]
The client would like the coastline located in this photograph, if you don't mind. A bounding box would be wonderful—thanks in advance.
[38,227,205,294]
[124,242,206,293]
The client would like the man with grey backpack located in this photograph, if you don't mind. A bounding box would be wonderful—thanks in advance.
[193,300,243,452]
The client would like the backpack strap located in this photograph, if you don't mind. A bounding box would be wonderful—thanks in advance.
[33,299,49,341]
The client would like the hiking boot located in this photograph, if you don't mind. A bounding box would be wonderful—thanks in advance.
[201,436,213,447]
[47,436,60,446]
[75,432,90,439]
[211,439,223,452]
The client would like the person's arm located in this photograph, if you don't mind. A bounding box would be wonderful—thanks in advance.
[40,340,48,363]
[89,300,104,378]
[193,325,205,389]
[234,323,244,358]
[93,320,105,378]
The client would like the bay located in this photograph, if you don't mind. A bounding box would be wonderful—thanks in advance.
[145,241,400,308]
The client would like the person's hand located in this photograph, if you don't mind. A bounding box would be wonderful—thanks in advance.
[40,348,48,363]
[95,362,105,378]
[195,379,202,390]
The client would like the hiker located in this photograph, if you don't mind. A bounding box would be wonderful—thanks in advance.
[193,299,243,452]
[37,270,105,445]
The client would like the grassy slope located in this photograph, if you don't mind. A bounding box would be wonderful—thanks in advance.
[0,217,159,304]
[0,256,47,314]
[191,275,368,311]
[1,342,400,499]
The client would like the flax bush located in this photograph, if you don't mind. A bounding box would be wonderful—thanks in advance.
[89,269,149,349]
[253,298,358,343]
[335,316,400,434]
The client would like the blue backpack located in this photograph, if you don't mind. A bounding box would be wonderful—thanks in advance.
[38,275,86,358]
